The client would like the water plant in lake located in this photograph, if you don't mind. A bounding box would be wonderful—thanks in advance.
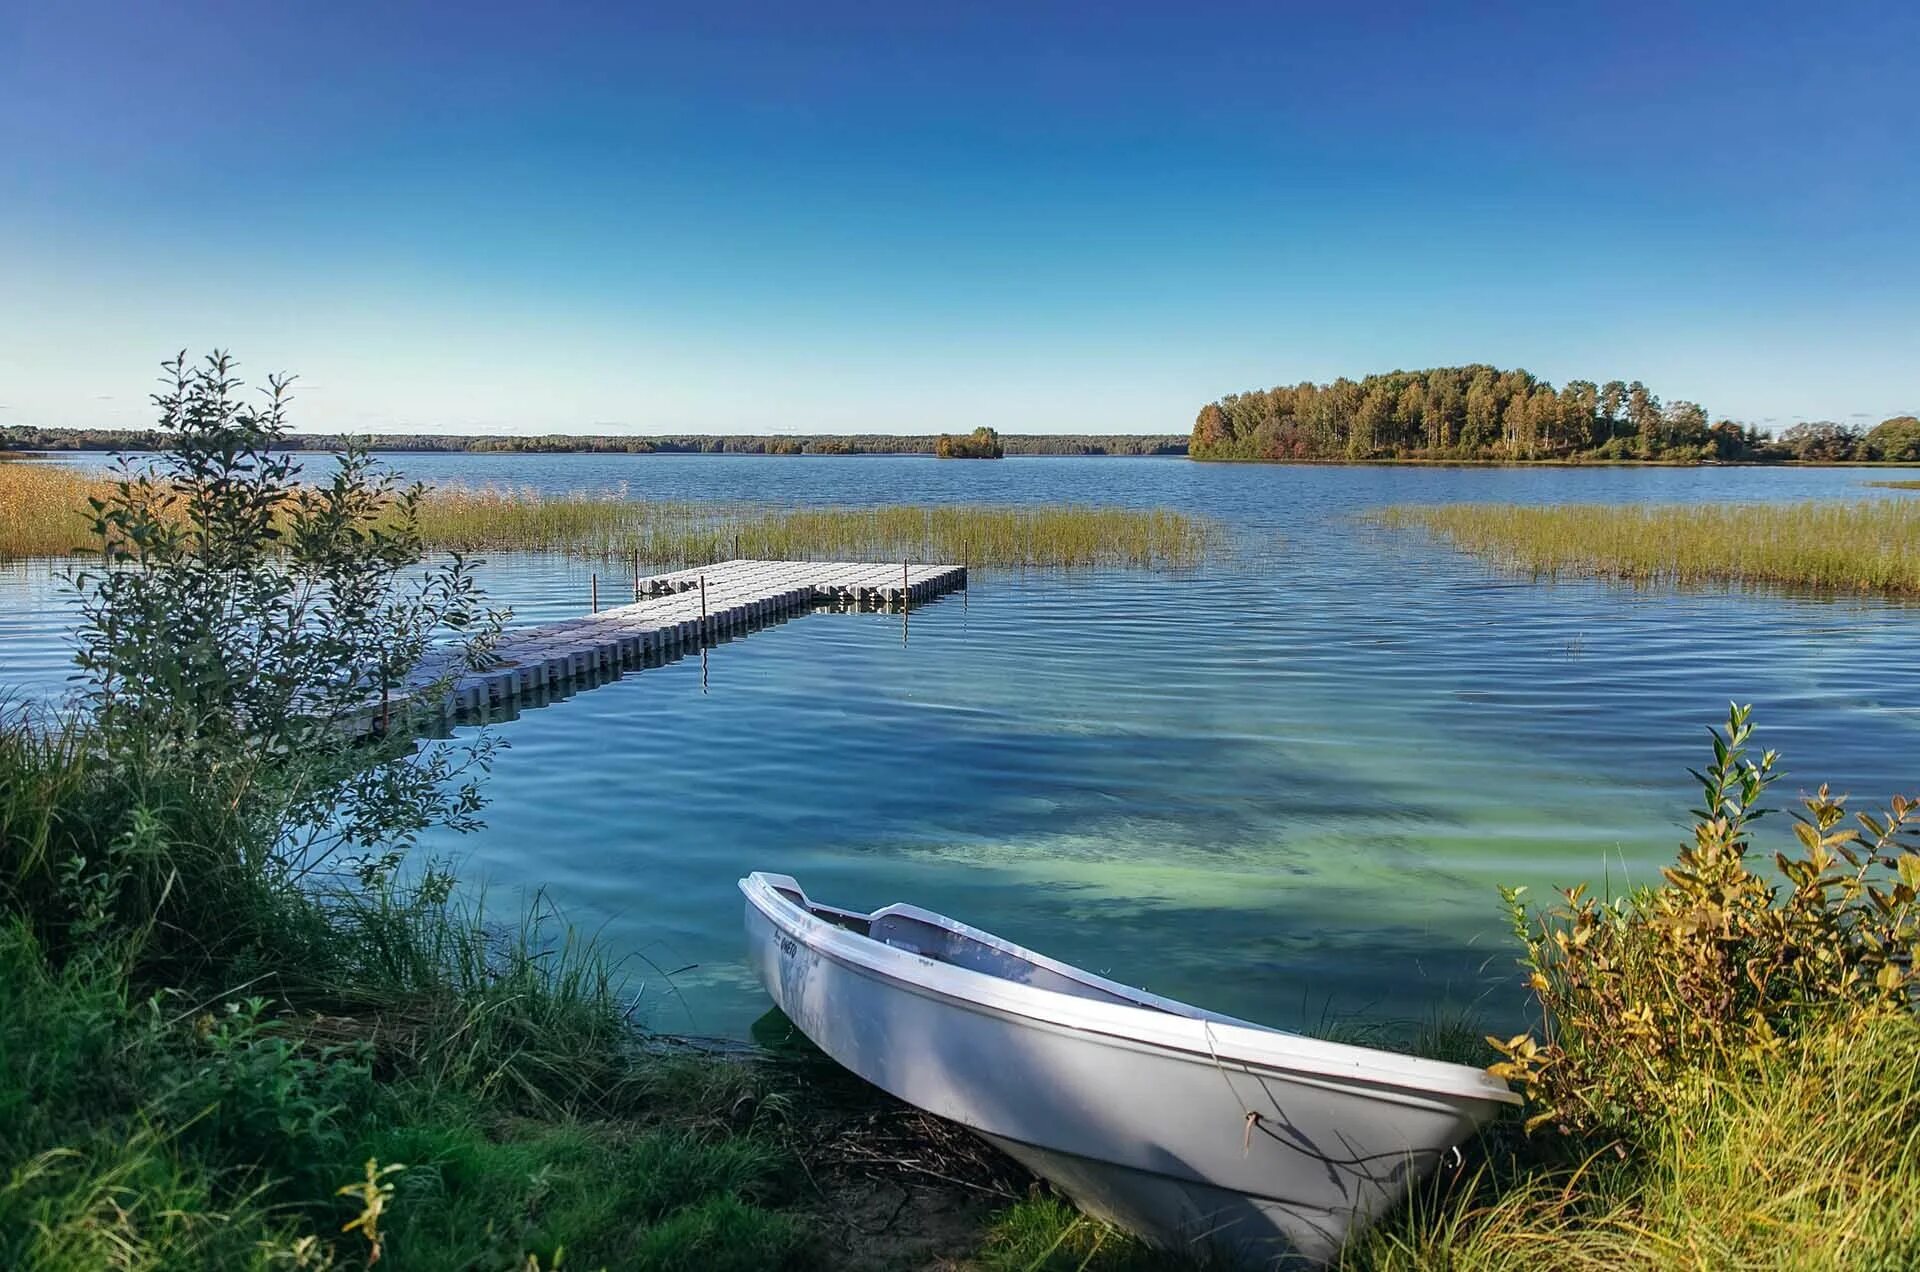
[1866,479,1920,491]
[411,486,1221,569]
[1378,497,1920,594]
[0,462,1220,569]
[0,460,122,559]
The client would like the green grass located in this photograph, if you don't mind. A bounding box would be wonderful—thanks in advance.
[1341,1010,1920,1271]
[0,715,817,1271]
[412,487,1220,570]
[967,1196,1192,1271]
[1866,479,1920,490]
[1377,498,1920,594]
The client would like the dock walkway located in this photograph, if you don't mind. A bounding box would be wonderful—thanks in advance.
[402,558,965,723]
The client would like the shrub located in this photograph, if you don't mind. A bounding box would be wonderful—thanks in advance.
[1490,704,1920,1138]
[70,351,504,896]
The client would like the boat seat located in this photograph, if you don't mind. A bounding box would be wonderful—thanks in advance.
[868,907,1145,1007]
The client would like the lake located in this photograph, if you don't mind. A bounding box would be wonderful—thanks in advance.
[4,454,1916,1039]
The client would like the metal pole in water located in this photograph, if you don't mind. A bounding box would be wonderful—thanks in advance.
[591,573,598,613]
[700,574,708,635]
[633,552,641,602]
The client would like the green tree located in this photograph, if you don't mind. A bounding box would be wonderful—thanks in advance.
[72,351,505,884]
[1665,400,1710,448]
[1627,381,1661,451]
[1598,380,1628,442]
[1778,421,1865,462]
[1464,374,1499,452]
[1866,415,1920,462]
[1350,386,1392,459]
[1395,381,1426,451]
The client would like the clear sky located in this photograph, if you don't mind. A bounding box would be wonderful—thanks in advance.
[2,1,1915,435]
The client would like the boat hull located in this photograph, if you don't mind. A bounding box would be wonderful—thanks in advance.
[742,881,1511,1266]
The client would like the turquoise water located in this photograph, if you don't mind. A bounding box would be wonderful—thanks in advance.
[4,456,1917,1038]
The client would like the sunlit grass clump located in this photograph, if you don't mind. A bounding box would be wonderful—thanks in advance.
[1378,498,1920,594]
[1866,479,1920,490]
[0,461,117,558]
[413,486,1221,569]
[0,465,1219,569]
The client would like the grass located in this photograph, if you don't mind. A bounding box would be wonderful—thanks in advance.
[1866,479,1920,490]
[1377,498,1920,595]
[411,486,1219,570]
[1340,1010,1920,1271]
[0,714,818,1271]
[0,463,1221,569]
[0,459,120,559]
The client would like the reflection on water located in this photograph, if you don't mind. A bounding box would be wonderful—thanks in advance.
[4,456,1917,1037]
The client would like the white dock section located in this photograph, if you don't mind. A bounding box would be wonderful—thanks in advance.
[404,559,965,724]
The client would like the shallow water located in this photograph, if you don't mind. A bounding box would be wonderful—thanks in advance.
[5,455,1917,1038]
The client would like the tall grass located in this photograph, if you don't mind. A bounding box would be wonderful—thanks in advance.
[1866,479,1920,490]
[413,485,1220,569]
[1343,1010,1920,1271]
[0,712,815,1270]
[0,460,117,558]
[0,463,1221,568]
[1378,498,1920,594]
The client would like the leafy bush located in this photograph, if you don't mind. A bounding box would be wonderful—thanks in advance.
[71,351,505,893]
[1491,704,1920,1137]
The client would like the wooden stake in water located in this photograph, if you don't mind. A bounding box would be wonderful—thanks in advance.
[633,551,641,602]
[700,574,708,633]
[591,573,598,613]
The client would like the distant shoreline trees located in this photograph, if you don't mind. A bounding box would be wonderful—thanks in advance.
[1,425,1184,458]
[1192,367,1918,464]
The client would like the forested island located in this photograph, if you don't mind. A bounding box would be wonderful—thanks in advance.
[934,426,1005,458]
[0,425,1184,457]
[1192,366,1920,464]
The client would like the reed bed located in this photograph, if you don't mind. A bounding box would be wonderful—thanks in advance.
[1378,498,1920,595]
[412,485,1221,570]
[0,461,116,558]
[1866,479,1920,490]
[0,465,1220,569]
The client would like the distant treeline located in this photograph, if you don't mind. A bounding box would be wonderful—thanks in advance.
[1,426,1187,458]
[1192,366,1920,464]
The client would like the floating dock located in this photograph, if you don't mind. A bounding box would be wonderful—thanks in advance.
[391,559,965,726]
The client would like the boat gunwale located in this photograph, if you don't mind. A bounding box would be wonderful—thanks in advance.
[741,872,1522,1108]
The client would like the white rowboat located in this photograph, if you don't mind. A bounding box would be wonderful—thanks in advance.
[740,871,1520,1266]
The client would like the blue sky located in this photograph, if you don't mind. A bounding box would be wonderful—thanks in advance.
[2,1,1915,435]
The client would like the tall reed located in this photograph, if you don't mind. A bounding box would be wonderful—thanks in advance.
[0,461,117,558]
[411,485,1220,569]
[0,464,1220,569]
[1378,498,1920,594]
